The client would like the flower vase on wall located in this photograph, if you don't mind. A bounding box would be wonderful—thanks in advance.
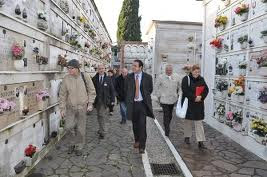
[219,25,225,31]
[22,8,27,23]
[240,12,248,21]
[233,121,242,132]
[239,69,246,76]
[240,42,247,49]
[37,19,48,31]
[15,4,22,19]
[14,60,24,71]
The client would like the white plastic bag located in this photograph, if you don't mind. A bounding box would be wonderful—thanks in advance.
[176,76,190,119]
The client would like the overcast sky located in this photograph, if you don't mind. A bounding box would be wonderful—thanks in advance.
[94,0,204,42]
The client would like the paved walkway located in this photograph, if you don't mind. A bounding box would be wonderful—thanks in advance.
[28,106,145,177]
[155,110,267,177]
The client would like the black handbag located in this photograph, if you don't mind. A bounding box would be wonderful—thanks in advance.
[14,160,26,174]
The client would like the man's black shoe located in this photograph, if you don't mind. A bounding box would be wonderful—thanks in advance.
[67,145,75,154]
[99,134,104,139]
[198,141,207,149]
[139,149,145,154]
[184,137,190,144]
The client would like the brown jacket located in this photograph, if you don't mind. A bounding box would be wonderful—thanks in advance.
[59,72,96,112]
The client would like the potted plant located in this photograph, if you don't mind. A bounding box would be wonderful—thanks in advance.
[238,35,248,49]
[238,61,247,76]
[216,80,228,98]
[37,11,48,31]
[261,30,267,43]
[261,0,267,12]
[11,42,25,71]
[258,87,267,109]
[24,144,38,166]
[216,104,226,123]
[36,90,49,111]
[210,38,223,52]
[234,4,249,21]
[250,118,267,145]
[256,55,267,76]
[215,16,228,31]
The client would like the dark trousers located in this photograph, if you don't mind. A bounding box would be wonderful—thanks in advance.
[109,105,114,113]
[161,104,174,135]
[132,101,147,150]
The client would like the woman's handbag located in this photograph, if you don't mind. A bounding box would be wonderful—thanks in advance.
[176,76,190,118]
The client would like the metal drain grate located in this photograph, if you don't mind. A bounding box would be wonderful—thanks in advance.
[150,163,180,175]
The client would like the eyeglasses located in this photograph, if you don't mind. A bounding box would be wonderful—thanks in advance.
[67,67,75,70]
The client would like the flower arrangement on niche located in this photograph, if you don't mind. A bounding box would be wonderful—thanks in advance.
[12,43,25,60]
[36,56,48,65]
[226,109,243,130]
[24,144,37,158]
[58,54,68,67]
[36,90,49,102]
[210,38,223,49]
[102,43,108,49]
[251,118,267,138]
[0,98,16,114]
[216,80,228,92]
[37,11,48,31]
[238,60,247,76]
[216,104,225,116]
[59,0,69,14]
[228,76,245,102]
[88,29,96,40]
[256,56,267,68]
[215,16,228,30]
[216,58,228,75]
[234,4,249,21]
[238,35,248,49]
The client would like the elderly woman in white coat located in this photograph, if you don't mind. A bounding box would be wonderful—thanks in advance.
[155,64,180,136]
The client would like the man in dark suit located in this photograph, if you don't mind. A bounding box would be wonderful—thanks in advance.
[125,59,154,154]
[92,64,115,139]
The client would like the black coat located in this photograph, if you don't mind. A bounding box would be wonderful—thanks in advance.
[115,74,126,102]
[92,73,115,107]
[182,74,209,120]
[125,72,154,120]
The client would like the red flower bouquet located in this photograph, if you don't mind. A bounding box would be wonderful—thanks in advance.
[210,38,223,49]
[234,4,249,15]
[11,43,25,60]
[24,144,37,157]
